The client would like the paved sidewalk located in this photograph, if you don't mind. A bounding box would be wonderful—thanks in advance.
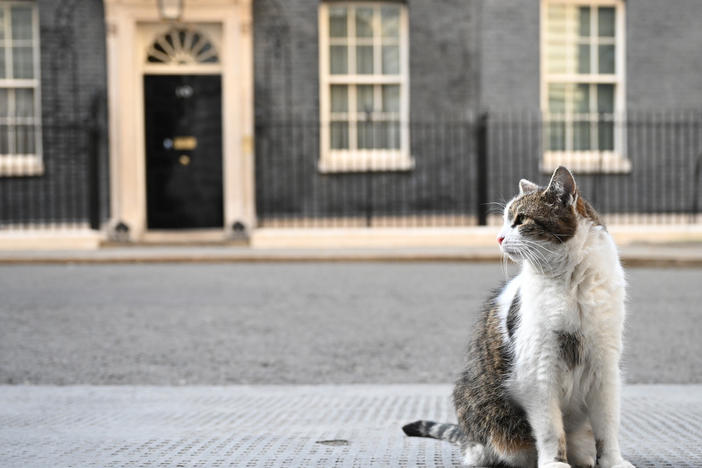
[1,385,700,468]
[1,244,702,266]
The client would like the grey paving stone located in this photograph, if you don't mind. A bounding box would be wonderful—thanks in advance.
[0,385,700,467]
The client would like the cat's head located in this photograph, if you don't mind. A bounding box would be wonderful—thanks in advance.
[497,166,596,266]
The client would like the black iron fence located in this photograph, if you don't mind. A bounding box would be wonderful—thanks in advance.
[0,121,104,231]
[256,112,702,227]
[2,112,702,231]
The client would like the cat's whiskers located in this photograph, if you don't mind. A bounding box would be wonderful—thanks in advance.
[485,200,507,216]
[525,249,547,274]
[512,237,558,254]
[508,242,535,268]
[501,250,511,280]
[509,240,549,273]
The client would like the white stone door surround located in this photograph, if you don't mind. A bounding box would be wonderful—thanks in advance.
[103,0,254,240]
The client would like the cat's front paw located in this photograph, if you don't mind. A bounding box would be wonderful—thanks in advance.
[572,457,594,468]
[598,456,634,468]
[540,462,571,468]
[569,448,595,468]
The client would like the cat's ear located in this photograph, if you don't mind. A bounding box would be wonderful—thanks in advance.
[519,179,539,195]
[545,166,577,207]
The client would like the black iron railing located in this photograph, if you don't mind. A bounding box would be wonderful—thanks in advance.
[255,112,702,227]
[2,112,702,231]
[0,120,104,231]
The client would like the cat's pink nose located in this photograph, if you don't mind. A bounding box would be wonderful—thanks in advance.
[497,236,505,245]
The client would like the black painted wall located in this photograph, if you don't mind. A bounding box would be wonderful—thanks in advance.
[0,0,109,226]
[253,0,702,222]
[253,0,481,223]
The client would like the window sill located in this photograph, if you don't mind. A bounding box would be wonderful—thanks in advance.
[541,151,631,174]
[319,150,415,173]
[0,155,45,177]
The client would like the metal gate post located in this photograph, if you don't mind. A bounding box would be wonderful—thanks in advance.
[476,112,489,226]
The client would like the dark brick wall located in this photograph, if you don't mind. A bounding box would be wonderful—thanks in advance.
[480,0,702,111]
[254,0,481,221]
[627,0,702,109]
[254,0,478,121]
[483,113,702,216]
[479,0,702,215]
[1,0,109,226]
[479,0,540,111]
[5,0,700,227]
[255,0,702,222]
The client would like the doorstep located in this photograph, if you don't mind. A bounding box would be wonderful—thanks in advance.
[0,229,102,250]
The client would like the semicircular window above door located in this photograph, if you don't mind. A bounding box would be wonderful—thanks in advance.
[146,28,219,65]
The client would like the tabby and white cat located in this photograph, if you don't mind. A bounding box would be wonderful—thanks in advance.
[403,167,634,468]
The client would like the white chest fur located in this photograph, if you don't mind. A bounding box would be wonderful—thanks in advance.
[499,221,626,415]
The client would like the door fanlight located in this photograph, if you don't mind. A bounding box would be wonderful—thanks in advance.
[146,28,219,65]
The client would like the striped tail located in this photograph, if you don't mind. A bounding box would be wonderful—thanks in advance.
[402,420,465,445]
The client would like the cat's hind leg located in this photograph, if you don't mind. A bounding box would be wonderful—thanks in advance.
[463,441,536,468]
[460,440,488,466]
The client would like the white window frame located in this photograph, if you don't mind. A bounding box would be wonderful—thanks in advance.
[318,1,413,173]
[0,1,43,176]
[540,0,629,173]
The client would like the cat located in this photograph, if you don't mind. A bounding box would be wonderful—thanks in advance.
[403,166,634,468]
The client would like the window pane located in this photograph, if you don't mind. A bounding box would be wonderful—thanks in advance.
[577,44,590,73]
[545,4,568,74]
[356,85,374,115]
[578,7,590,37]
[573,120,591,150]
[548,84,566,113]
[15,88,34,117]
[11,6,33,40]
[597,84,614,114]
[357,121,397,150]
[372,121,400,149]
[329,6,347,38]
[357,120,374,149]
[356,45,373,74]
[15,125,35,154]
[598,44,615,74]
[0,125,8,154]
[330,45,347,74]
[547,121,566,151]
[598,121,614,150]
[355,7,373,38]
[382,45,399,74]
[546,42,567,74]
[0,7,5,37]
[331,121,349,149]
[0,47,5,79]
[330,85,348,113]
[13,46,34,78]
[382,85,400,112]
[0,89,8,117]
[387,121,401,149]
[598,7,615,37]
[574,84,590,113]
[381,6,400,38]
[574,84,591,151]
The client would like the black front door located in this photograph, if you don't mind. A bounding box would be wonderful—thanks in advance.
[144,74,223,229]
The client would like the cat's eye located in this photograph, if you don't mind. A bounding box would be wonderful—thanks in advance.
[512,214,525,227]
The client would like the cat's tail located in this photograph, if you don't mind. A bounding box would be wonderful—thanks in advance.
[402,420,465,445]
